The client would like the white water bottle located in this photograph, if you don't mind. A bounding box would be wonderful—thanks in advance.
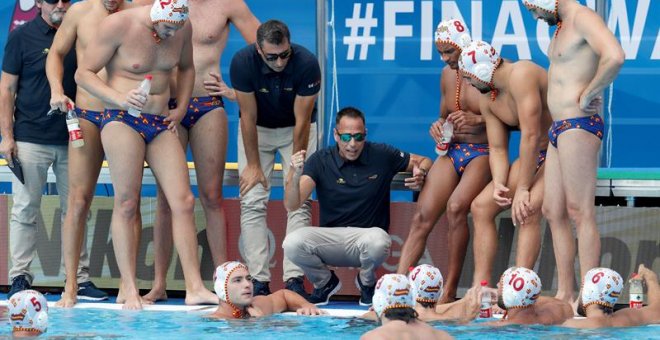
[629,273,644,309]
[479,280,492,318]
[66,103,84,148]
[127,74,152,117]
[435,120,454,156]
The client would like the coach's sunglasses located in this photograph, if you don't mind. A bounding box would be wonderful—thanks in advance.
[44,0,71,4]
[336,131,366,142]
[263,48,292,62]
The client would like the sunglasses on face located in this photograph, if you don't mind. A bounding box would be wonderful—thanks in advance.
[263,48,292,62]
[337,132,366,142]
[44,0,71,4]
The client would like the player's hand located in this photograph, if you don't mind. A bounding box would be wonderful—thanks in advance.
[123,88,148,111]
[163,109,184,134]
[429,118,446,144]
[448,110,482,131]
[296,305,326,316]
[204,72,236,101]
[289,150,307,177]
[581,95,603,115]
[511,188,532,226]
[493,182,512,207]
[240,164,268,196]
[50,93,74,113]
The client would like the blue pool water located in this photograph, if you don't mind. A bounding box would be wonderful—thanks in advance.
[1,307,659,339]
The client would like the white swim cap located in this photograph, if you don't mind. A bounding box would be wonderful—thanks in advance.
[8,290,49,334]
[581,268,623,309]
[408,264,443,304]
[521,0,558,15]
[459,40,501,89]
[213,261,249,303]
[434,19,472,51]
[373,274,414,317]
[500,267,542,309]
[150,0,189,25]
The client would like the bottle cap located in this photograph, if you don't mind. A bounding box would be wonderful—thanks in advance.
[145,74,153,80]
[67,102,74,110]
[480,280,488,287]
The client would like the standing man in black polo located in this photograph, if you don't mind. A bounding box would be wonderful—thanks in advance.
[282,107,433,306]
[230,19,320,297]
[0,0,104,299]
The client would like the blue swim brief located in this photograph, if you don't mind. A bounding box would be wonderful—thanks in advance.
[76,107,103,130]
[447,143,489,176]
[548,114,604,148]
[101,109,168,144]
[537,149,547,170]
[168,96,224,130]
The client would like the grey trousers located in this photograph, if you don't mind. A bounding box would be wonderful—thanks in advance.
[238,122,317,282]
[9,142,90,284]
[282,226,391,288]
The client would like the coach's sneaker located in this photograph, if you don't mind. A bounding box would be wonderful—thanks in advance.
[285,276,309,300]
[355,275,375,306]
[8,275,31,299]
[308,271,342,306]
[77,281,109,301]
[252,279,271,297]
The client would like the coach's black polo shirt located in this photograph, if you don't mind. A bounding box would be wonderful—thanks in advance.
[230,43,320,128]
[303,142,410,231]
[2,16,77,145]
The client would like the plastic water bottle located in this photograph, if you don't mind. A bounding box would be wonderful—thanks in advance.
[66,103,84,148]
[629,273,644,309]
[127,74,152,117]
[435,120,454,156]
[479,280,492,318]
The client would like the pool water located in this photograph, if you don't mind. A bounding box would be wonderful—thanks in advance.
[2,307,659,339]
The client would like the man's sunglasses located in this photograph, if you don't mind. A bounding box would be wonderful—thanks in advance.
[44,0,71,4]
[263,48,292,62]
[337,132,366,142]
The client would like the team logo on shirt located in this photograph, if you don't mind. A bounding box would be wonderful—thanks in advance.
[368,174,378,180]
[258,88,269,93]
[336,178,345,184]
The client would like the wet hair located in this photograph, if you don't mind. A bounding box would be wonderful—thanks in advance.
[383,307,419,324]
[257,20,290,47]
[417,300,436,308]
[336,106,366,125]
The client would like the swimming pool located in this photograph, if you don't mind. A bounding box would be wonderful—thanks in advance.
[2,303,659,339]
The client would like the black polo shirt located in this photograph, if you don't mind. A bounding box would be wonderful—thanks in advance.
[230,43,320,128]
[303,142,410,231]
[2,16,77,145]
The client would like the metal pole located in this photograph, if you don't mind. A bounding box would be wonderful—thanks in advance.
[316,0,327,149]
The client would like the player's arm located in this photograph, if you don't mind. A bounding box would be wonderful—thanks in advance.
[227,0,260,44]
[509,65,542,193]
[574,8,625,109]
[46,2,81,110]
[481,97,509,187]
[166,23,194,127]
[264,289,323,315]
